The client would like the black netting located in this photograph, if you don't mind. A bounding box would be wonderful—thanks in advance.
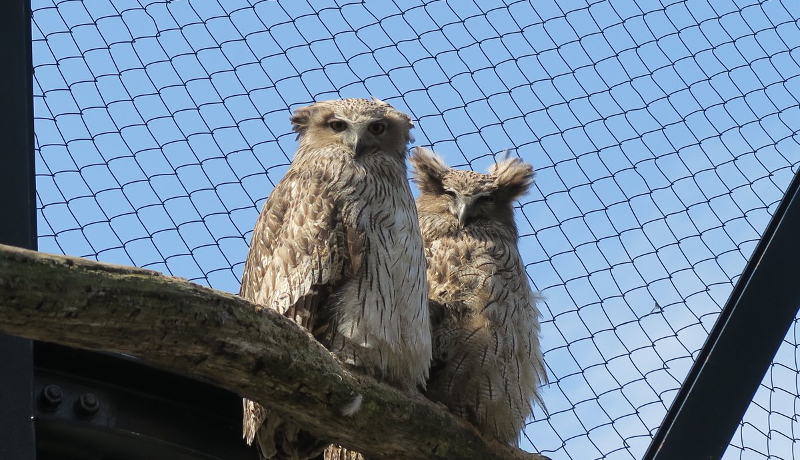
[725,318,800,460]
[31,1,800,459]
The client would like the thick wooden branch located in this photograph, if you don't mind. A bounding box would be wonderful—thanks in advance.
[0,244,548,460]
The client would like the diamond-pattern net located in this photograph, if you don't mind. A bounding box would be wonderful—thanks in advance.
[31,1,800,459]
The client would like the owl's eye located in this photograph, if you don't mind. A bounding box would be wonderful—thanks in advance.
[329,120,347,132]
[367,122,386,135]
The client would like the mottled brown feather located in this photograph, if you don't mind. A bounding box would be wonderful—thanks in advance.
[412,147,547,446]
[241,99,429,460]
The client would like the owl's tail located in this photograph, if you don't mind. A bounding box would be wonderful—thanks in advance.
[243,398,329,460]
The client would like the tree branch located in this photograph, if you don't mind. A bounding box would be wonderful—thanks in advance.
[0,244,549,460]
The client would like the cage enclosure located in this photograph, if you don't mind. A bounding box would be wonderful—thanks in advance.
[2,0,799,459]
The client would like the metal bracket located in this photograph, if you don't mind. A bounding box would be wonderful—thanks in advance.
[34,342,258,460]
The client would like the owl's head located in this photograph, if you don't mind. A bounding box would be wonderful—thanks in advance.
[411,147,534,229]
[290,98,414,159]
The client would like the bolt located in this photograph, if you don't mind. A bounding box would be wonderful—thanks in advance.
[38,385,63,411]
[74,393,100,418]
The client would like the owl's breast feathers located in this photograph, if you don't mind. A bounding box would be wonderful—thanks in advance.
[330,153,431,390]
[242,98,424,460]
[420,211,546,444]
[241,148,430,390]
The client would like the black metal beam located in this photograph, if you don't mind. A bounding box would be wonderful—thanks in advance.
[34,342,258,460]
[643,166,800,460]
[0,335,36,460]
[0,0,35,247]
[0,0,37,459]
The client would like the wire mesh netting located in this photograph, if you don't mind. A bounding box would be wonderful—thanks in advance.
[31,0,800,459]
[729,321,800,460]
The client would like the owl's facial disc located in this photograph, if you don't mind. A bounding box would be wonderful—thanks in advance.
[354,121,387,156]
[445,190,493,227]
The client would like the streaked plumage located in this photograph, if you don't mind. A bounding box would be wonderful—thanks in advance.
[324,446,364,460]
[241,98,430,460]
[411,147,547,445]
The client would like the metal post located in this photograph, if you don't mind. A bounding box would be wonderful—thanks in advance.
[0,0,37,459]
[644,167,800,460]
[0,0,35,246]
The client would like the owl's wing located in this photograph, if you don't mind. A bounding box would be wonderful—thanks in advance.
[426,235,546,444]
[473,238,547,439]
[241,170,365,456]
[240,169,363,334]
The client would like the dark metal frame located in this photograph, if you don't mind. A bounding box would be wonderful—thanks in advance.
[33,342,257,460]
[0,1,37,459]
[0,0,36,251]
[644,167,800,459]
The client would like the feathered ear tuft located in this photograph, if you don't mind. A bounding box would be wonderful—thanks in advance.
[489,154,535,201]
[387,110,414,140]
[410,147,450,194]
[290,105,312,139]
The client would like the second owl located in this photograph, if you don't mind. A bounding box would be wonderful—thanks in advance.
[411,147,547,445]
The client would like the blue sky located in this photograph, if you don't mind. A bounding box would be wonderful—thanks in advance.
[31,0,800,459]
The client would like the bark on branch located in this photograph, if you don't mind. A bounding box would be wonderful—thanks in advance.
[0,244,548,460]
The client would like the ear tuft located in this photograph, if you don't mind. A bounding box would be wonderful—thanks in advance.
[386,107,413,131]
[489,155,535,201]
[290,106,312,139]
[410,147,450,194]
[382,104,414,146]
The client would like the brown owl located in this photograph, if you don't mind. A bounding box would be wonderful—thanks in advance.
[411,146,547,445]
[241,99,431,460]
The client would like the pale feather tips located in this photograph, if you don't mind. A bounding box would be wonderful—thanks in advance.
[340,394,363,417]
[488,153,534,201]
[410,147,449,194]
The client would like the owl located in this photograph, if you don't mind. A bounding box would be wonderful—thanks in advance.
[241,98,431,460]
[411,147,547,445]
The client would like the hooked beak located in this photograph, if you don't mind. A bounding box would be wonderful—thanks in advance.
[353,135,365,157]
[349,124,375,157]
[455,196,476,227]
[457,205,469,227]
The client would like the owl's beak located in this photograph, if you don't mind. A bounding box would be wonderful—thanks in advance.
[456,196,476,227]
[353,136,367,157]
[457,204,469,227]
[351,125,375,157]
[342,127,364,157]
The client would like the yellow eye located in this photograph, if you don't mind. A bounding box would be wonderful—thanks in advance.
[367,122,386,135]
[329,120,347,132]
